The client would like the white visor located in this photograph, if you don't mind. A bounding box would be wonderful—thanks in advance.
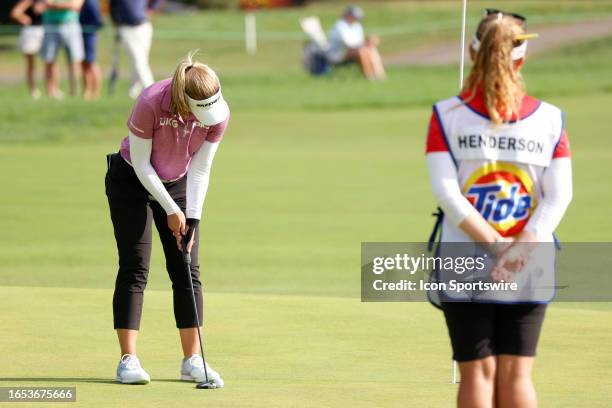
[187,90,230,126]
[471,35,528,61]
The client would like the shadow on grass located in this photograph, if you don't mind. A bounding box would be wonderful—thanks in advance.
[0,378,188,385]
[0,378,117,385]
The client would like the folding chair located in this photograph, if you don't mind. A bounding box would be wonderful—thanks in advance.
[299,16,332,75]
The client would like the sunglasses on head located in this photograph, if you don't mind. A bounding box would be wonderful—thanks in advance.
[485,8,527,23]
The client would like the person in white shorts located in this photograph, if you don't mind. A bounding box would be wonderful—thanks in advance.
[110,0,161,99]
[11,0,45,99]
[39,0,85,99]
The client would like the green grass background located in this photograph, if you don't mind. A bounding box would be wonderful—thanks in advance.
[1,1,611,407]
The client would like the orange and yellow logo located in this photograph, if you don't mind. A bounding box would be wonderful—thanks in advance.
[463,163,537,237]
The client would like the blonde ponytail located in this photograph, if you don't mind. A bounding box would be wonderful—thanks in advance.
[171,50,221,118]
[463,15,525,125]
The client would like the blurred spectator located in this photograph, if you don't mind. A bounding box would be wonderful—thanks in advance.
[11,0,45,99]
[79,0,103,100]
[110,0,161,99]
[40,0,85,99]
[327,5,385,80]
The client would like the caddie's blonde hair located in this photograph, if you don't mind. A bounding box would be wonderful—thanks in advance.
[171,50,220,118]
[463,14,526,125]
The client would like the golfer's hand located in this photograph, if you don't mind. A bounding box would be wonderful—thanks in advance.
[168,211,186,237]
[176,232,195,253]
[174,218,198,253]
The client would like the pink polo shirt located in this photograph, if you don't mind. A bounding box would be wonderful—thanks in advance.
[119,78,229,181]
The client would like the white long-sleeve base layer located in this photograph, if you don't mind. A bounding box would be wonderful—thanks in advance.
[128,131,220,220]
[427,152,572,238]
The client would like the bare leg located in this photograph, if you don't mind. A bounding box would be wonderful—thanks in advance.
[25,54,38,96]
[45,62,64,99]
[116,329,138,356]
[179,328,201,358]
[82,61,101,100]
[458,357,496,408]
[82,61,91,100]
[496,355,537,408]
[357,47,375,80]
[68,62,79,97]
[367,46,386,80]
[91,62,102,100]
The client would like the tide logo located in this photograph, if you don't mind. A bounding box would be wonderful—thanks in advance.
[463,163,536,237]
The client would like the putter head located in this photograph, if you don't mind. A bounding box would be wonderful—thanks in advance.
[196,381,218,389]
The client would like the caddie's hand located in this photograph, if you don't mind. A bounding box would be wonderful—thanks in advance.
[491,231,537,282]
[491,244,526,282]
[488,236,513,257]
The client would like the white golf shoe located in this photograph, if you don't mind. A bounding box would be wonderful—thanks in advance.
[180,355,224,387]
[116,354,151,384]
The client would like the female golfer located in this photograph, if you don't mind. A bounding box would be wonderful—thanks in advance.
[105,51,229,386]
[426,11,572,407]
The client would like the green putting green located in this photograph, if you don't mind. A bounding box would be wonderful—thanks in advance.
[2,287,611,407]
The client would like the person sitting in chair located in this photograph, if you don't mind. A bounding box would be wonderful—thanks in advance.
[327,5,385,80]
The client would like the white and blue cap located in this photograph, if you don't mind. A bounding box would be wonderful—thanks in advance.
[186,89,230,126]
[345,5,364,20]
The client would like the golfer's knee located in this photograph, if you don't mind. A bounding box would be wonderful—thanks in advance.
[168,265,201,289]
[116,265,148,291]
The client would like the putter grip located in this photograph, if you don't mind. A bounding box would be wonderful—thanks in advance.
[182,238,191,265]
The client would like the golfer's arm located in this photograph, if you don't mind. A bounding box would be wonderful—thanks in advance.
[427,152,501,243]
[128,132,181,215]
[524,158,573,237]
[186,141,220,220]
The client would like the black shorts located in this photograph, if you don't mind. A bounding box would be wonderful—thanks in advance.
[442,302,547,362]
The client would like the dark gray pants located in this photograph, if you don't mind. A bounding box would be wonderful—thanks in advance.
[105,153,202,330]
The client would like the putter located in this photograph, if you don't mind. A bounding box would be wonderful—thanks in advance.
[181,237,217,389]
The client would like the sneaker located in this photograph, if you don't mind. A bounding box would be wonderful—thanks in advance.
[180,355,224,387]
[116,354,151,384]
